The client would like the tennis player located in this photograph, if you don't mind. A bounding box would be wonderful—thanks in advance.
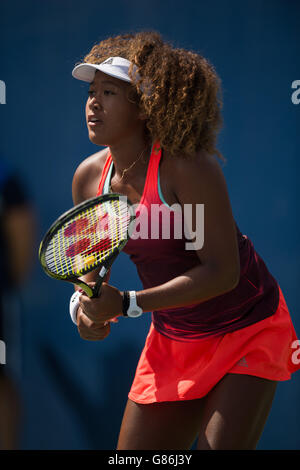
[70,32,300,450]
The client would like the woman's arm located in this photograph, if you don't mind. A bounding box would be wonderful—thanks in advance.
[136,150,240,312]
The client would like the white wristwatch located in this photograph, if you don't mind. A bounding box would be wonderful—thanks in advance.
[123,290,143,318]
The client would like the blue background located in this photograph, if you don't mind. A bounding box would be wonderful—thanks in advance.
[0,0,299,449]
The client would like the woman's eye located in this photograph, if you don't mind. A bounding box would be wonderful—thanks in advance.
[88,89,115,97]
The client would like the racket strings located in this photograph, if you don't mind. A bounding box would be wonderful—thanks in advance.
[44,199,131,277]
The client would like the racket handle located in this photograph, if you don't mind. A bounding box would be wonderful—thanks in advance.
[92,251,120,297]
[92,266,109,297]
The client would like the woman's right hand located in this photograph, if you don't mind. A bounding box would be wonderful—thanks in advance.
[77,306,111,341]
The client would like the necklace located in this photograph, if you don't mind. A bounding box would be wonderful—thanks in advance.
[112,146,148,185]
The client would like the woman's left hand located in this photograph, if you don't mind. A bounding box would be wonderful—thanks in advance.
[79,282,123,326]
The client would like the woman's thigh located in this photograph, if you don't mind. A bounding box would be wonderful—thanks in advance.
[197,373,277,450]
[117,397,205,450]
[117,374,277,450]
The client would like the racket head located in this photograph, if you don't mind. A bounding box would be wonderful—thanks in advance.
[39,193,135,285]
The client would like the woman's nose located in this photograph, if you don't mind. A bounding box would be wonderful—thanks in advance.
[89,95,102,110]
[92,100,100,110]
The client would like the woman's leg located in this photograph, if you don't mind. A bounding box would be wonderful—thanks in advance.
[117,374,277,450]
[117,397,205,450]
[197,373,277,450]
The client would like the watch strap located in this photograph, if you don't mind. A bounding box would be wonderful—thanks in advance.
[122,291,130,317]
[128,291,143,317]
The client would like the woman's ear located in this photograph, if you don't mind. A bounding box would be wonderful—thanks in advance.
[126,86,148,120]
[138,109,148,121]
[126,86,139,105]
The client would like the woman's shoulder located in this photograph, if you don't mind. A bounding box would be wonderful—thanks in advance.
[72,147,110,204]
[163,147,226,198]
[168,147,223,173]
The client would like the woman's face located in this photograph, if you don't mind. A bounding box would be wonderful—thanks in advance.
[85,71,143,147]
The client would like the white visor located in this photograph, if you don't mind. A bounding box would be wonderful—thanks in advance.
[72,57,137,84]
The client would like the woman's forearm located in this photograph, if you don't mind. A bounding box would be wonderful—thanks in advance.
[136,263,240,313]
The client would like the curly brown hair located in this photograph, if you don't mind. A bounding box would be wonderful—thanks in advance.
[81,31,224,161]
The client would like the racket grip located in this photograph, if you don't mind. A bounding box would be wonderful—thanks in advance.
[92,266,108,297]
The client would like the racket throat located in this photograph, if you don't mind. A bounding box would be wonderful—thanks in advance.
[75,280,94,298]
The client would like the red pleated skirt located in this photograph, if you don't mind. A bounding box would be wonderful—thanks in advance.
[128,286,300,404]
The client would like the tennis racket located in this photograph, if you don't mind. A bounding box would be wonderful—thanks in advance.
[39,193,135,298]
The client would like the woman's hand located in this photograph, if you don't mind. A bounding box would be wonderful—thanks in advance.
[77,282,123,341]
[77,307,111,341]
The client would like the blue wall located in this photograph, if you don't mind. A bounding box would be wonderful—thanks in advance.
[0,0,299,449]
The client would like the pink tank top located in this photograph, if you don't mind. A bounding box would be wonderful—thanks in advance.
[97,141,279,341]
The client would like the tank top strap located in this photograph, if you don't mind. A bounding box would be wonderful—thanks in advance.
[96,151,112,196]
[139,141,162,206]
